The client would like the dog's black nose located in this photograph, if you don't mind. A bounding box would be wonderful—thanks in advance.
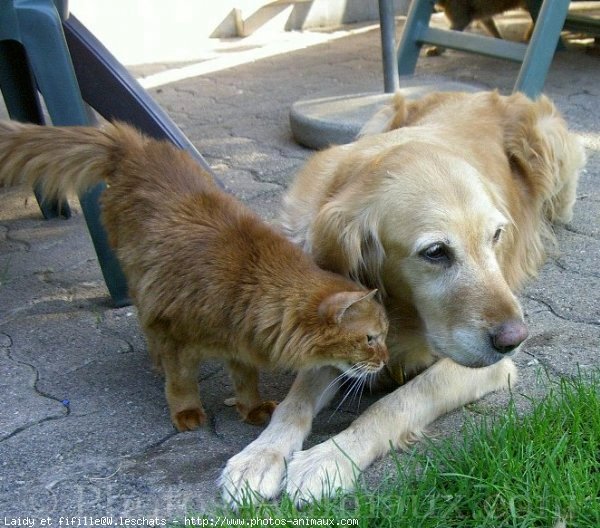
[490,320,529,354]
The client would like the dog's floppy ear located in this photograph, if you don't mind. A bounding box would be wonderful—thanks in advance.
[310,194,386,296]
[497,93,586,290]
[503,93,585,225]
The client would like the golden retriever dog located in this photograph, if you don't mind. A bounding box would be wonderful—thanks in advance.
[220,90,585,506]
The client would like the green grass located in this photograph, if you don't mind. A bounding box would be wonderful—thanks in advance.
[212,371,599,527]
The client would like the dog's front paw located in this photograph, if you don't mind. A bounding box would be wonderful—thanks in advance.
[285,441,357,507]
[220,444,287,508]
[489,357,518,392]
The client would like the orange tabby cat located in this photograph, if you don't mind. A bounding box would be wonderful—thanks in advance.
[0,121,389,431]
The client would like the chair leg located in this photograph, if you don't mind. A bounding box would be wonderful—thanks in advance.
[15,1,89,125]
[15,0,129,306]
[0,39,71,219]
[514,0,570,98]
[378,0,400,93]
[396,0,436,76]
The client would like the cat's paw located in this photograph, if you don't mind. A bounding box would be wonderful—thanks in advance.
[226,399,278,425]
[243,400,277,426]
[285,441,357,507]
[173,407,206,431]
[220,444,286,508]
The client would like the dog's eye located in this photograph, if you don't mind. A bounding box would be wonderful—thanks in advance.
[420,243,452,264]
[493,228,503,244]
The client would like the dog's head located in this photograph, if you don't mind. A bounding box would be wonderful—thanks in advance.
[309,141,526,367]
[290,92,585,368]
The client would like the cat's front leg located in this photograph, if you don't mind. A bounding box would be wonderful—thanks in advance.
[219,366,341,507]
[286,358,517,506]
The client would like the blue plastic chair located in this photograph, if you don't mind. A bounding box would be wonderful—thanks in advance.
[0,0,215,307]
[0,0,128,305]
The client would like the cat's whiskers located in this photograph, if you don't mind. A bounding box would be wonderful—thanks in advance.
[317,368,353,410]
[325,361,379,420]
[334,375,367,415]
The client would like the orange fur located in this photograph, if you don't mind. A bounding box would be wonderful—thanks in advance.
[0,121,389,431]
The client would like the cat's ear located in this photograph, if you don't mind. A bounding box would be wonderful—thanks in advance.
[319,289,378,324]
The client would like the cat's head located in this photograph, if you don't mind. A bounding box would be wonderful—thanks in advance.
[316,289,389,377]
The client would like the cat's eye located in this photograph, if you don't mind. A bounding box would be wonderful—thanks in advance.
[493,227,504,244]
[367,335,376,346]
[420,243,452,265]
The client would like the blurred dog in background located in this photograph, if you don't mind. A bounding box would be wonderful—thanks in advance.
[427,0,532,56]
